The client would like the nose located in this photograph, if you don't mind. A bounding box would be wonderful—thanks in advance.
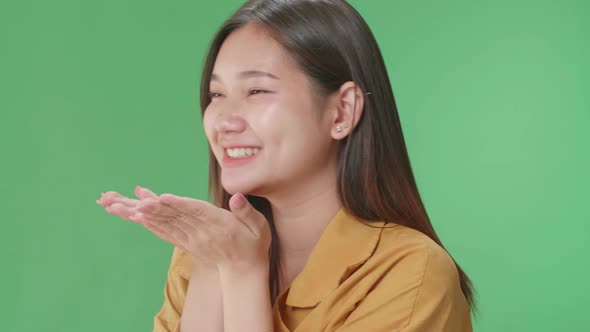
[214,113,247,135]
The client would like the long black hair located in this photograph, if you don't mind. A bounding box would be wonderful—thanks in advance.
[199,0,477,315]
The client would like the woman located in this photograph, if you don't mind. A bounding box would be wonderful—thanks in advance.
[96,0,477,331]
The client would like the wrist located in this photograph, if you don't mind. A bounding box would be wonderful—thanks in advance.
[190,256,218,274]
[218,259,270,280]
[218,259,273,332]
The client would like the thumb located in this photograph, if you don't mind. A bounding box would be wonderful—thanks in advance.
[229,193,265,235]
[134,185,159,200]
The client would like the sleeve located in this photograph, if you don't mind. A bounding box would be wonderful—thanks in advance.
[153,246,192,332]
[335,242,473,332]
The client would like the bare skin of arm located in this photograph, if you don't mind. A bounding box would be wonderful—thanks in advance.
[180,259,224,332]
[218,263,274,332]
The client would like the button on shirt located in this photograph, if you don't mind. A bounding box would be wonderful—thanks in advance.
[153,208,473,332]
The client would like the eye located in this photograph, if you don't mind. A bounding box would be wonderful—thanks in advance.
[208,92,222,99]
[249,89,270,96]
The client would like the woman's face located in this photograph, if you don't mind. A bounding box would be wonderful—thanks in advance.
[203,23,337,197]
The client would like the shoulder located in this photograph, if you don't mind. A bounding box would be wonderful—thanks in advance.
[371,223,460,287]
[338,223,472,331]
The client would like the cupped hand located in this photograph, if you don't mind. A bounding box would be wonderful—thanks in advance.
[96,186,272,272]
[96,186,183,250]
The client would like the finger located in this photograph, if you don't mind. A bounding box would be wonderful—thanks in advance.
[111,195,140,207]
[158,194,219,225]
[97,191,125,207]
[136,197,177,218]
[133,207,182,224]
[136,197,197,226]
[134,185,159,200]
[146,216,190,244]
[98,194,140,214]
[105,202,142,224]
[135,206,201,237]
[228,192,266,237]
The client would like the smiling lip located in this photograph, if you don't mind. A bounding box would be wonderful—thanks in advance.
[222,146,260,168]
[223,145,261,150]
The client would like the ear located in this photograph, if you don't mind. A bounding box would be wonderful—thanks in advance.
[328,81,367,140]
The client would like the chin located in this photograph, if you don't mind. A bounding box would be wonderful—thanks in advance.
[221,174,262,196]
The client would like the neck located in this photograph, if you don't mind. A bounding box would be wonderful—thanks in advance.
[267,183,341,289]
[255,153,341,284]
[266,178,341,259]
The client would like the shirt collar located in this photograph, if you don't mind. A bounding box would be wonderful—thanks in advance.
[285,207,387,308]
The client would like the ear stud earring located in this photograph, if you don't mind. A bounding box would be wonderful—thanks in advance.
[336,122,351,133]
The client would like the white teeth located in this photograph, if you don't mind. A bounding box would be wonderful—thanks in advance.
[226,147,259,158]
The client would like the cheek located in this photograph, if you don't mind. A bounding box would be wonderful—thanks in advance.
[202,111,215,142]
[258,108,325,159]
[202,111,224,162]
[256,97,306,128]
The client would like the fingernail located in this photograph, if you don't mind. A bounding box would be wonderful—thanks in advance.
[233,193,247,209]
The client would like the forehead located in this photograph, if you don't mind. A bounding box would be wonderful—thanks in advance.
[211,23,296,81]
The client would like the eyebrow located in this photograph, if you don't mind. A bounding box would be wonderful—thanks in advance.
[210,70,280,82]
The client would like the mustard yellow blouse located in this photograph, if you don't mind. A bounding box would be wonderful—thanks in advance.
[153,208,473,331]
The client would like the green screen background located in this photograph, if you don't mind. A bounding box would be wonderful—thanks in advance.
[2,0,588,331]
